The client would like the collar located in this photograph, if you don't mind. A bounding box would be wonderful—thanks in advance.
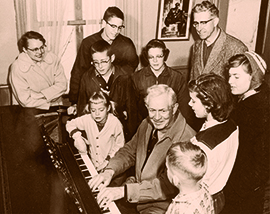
[144,64,170,77]
[205,27,221,46]
[241,89,258,101]
[17,52,54,73]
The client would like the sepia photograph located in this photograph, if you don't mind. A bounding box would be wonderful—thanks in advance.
[156,0,192,40]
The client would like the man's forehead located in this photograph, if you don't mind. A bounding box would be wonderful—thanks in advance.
[147,94,170,109]
[193,11,212,21]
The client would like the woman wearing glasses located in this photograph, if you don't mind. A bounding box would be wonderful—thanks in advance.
[132,39,199,131]
[9,31,67,110]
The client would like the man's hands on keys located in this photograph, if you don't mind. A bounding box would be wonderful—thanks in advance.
[88,169,125,209]
[97,186,124,210]
[89,169,114,191]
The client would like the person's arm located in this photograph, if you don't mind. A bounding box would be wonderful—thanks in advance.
[120,40,139,74]
[69,40,92,104]
[9,63,50,109]
[40,56,67,102]
[125,168,178,203]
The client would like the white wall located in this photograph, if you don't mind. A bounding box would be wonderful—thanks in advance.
[0,0,18,84]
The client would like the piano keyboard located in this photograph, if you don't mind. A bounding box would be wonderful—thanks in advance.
[74,152,121,214]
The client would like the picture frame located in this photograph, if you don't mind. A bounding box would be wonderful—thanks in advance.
[156,0,193,41]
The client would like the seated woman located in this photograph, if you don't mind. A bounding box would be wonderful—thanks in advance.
[9,31,67,110]
[132,39,199,131]
[188,73,239,214]
[222,52,270,214]
[66,91,125,172]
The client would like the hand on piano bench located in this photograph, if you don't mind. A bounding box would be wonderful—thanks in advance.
[88,169,114,191]
[97,186,125,211]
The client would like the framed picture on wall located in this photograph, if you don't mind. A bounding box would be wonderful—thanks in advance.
[156,0,192,41]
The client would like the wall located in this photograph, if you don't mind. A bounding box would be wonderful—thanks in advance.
[0,0,18,84]
[226,0,261,51]
[141,0,196,68]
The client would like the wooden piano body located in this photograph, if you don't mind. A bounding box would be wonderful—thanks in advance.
[0,106,120,214]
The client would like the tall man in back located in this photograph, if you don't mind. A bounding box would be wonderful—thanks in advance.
[69,6,139,105]
[190,1,248,80]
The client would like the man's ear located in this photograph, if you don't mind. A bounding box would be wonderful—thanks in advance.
[110,54,115,63]
[172,103,179,115]
[172,174,180,187]
[22,47,27,53]
[213,17,219,27]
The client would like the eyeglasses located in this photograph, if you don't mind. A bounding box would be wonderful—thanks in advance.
[193,18,214,28]
[92,58,111,67]
[105,20,125,31]
[27,45,46,53]
[148,54,164,60]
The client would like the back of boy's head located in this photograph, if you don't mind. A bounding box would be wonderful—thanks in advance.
[90,40,113,57]
[103,6,124,21]
[83,91,111,114]
[167,141,207,182]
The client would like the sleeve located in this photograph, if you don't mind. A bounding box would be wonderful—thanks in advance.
[121,40,139,74]
[77,75,89,116]
[69,40,92,104]
[124,76,138,140]
[108,118,125,158]
[106,124,141,176]
[125,167,178,203]
[9,63,50,109]
[65,115,87,135]
[40,60,67,101]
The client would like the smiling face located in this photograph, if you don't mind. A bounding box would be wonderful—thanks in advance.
[103,17,124,41]
[228,65,252,95]
[188,91,208,118]
[148,47,165,73]
[90,100,109,124]
[24,39,46,62]
[193,11,218,41]
[147,94,177,131]
[92,50,114,76]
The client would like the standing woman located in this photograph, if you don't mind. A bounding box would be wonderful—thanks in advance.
[222,52,270,214]
[188,73,239,214]
[132,39,198,130]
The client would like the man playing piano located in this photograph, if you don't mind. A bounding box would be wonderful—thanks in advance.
[89,84,196,214]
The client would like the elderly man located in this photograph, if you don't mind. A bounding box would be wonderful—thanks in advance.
[89,84,196,214]
[190,1,248,80]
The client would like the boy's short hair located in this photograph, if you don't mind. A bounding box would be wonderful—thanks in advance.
[103,6,124,21]
[90,40,113,57]
[192,1,219,18]
[167,141,207,182]
[188,73,233,122]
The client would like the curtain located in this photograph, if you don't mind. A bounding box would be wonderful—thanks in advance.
[115,0,143,62]
[13,0,69,57]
